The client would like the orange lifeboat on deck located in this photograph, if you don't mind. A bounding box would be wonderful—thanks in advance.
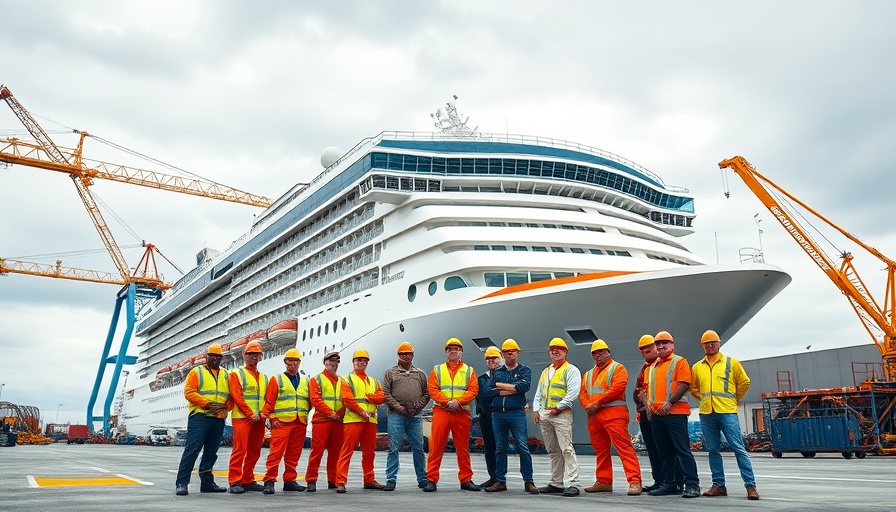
[193,354,207,367]
[230,337,249,354]
[157,366,173,380]
[267,319,298,347]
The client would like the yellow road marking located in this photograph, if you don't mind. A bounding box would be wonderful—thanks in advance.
[29,474,149,487]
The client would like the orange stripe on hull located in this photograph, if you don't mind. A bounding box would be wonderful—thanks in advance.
[472,270,638,302]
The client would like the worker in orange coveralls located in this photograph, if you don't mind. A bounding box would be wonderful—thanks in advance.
[335,348,386,493]
[304,350,345,492]
[260,348,309,495]
[579,339,642,496]
[228,340,268,494]
[421,338,481,493]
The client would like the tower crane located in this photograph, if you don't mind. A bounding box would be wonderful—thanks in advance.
[0,83,272,435]
[719,156,896,382]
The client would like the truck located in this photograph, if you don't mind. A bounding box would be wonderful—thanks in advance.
[66,424,90,444]
[145,426,171,446]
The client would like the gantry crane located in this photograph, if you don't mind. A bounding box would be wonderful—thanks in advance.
[0,84,272,434]
[719,156,896,382]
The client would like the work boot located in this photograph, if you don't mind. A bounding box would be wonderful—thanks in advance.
[383,481,396,491]
[746,485,760,500]
[647,485,678,496]
[539,484,564,494]
[328,481,337,489]
[364,480,386,490]
[422,481,437,492]
[263,481,275,495]
[525,481,540,494]
[627,483,642,495]
[702,484,727,497]
[562,486,580,497]
[336,483,346,493]
[229,484,246,494]
[584,482,613,493]
[175,484,188,496]
[480,478,497,488]
[305,481,317,492]
[199,471,226,493]
[642,482,661,493]
[681,484,701,498]
[484,482,507,492]
[460,481,481,491]
[283,480,306,492]
[243,481,265,492]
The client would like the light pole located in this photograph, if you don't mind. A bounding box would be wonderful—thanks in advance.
[0,383,5,402]
[56,403,63,424]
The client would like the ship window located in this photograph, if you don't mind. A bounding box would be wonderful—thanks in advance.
[506,272,528,286]
[554,272,575,278]
[428,281,437,296]
[551,247,565,253]
[474,245,489,251]
[561,225,575,230]
[408,284,417,302]
[589,249,604,255]
[508,222,523,227]
[490,245,506,251]
[447,159,461,174]
[526,223,538,228]
[512,246,528,252]
[317,326,321,337]
[484,272,505,287]
[303,330,307,341]
[530,272,552,282]
[616,250,632,257]
[325,323,329,335]
[309,329,314,340]
[342,318,347,330]
[471,221,487,226]
[532,246,548,252]
[570,247,585,254]
[543,224,556,229]
[489,222,506,227]
[567,328,598,346]
[471,337,495,350]
[444,276,467,291]
[333,320,338,333]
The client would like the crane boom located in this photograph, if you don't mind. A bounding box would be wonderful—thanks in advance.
[719,156,896,381]
[1,257,127,286]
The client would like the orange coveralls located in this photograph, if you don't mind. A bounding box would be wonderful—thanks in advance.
[579,359,641,485]
[336,372,385,486]
[228,368,266,486]
[261,373,308,483]
[304,373,344,486]
[425,362,479,484]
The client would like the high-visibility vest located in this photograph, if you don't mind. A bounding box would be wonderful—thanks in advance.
[315,373,344,416]
[231,367,267,419]
[693,355,743,414]
[434,363,472,410]
[343,373,379,424]
[584,361,626,409]
[188,365,230,417]
[647,354,684,406]
[270,373,310,423]
[539,362,569,409]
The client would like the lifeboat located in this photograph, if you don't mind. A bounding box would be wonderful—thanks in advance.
[156,366,173,380]
[266,319,298,347]
[229,337,249,354]
[193,354,207,367]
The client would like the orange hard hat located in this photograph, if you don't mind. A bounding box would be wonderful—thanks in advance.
[654,331,673,343]
[207,343,223,356]
[397,341,414,354]
[700,330,721,344]
[244,340,263,354]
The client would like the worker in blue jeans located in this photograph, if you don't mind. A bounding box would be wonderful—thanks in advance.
[691,330,759,500]
[382,342,431,491]
[483,339,540,494]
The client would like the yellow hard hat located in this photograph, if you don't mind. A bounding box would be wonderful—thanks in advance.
[207,343,223,356]
[548,337,568,350]
[654,331,673,343]
[244,340,264,354]
[445,337,463,350]
[353,348,370,360]
[484,346,502,359]
[284,348,301,360]
[637,335,655,348]
[700,330,721,344]
[590,339,609,352]
[501,339,520,351]
[397,341,414,354]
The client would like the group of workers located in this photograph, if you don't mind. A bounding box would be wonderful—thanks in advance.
[174,330,759,501]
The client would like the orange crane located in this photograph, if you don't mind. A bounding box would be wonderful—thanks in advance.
[719,156,896,382]
[0,83,271,289]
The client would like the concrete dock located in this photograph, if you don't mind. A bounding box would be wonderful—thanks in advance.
[2,444,894,511]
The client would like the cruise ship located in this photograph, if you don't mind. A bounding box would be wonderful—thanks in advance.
[119,104,790,445]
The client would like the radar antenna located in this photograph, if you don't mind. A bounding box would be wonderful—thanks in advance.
[430,95,479,137]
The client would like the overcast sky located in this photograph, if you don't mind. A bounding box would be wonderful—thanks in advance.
[2,1,894,425]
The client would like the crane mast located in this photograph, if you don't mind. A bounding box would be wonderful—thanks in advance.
[720,156,896,381]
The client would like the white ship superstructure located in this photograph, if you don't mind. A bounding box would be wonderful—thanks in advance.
[119,120,790,444]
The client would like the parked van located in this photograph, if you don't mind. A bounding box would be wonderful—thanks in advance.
[145,427,170,446]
